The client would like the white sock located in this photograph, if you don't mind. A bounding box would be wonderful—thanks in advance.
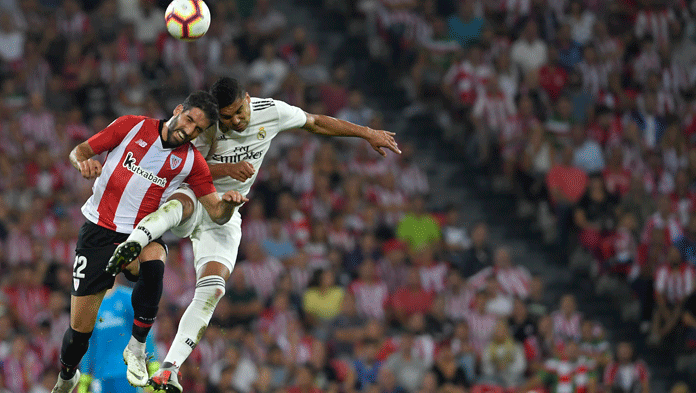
[126,200,184,248]
[127,336,146,356]
[163,276,226,369]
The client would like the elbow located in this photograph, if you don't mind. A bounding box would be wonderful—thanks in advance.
[213,216,230,225]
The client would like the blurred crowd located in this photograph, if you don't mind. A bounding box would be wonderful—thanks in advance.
[1,0,695,392]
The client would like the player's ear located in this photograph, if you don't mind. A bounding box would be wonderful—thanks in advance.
[173,104,184,116]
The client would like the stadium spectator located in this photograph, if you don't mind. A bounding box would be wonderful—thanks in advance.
[511,20,548,74]
[650,246,695,345]
[603,342,649,393]
[396,195,441,252]
[248,42,289,97]
[480,319,526,389]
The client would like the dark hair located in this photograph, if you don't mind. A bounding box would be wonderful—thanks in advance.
[182,90,219,125]
[210,77,246,110]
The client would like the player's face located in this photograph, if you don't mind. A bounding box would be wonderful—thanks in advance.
[167,106,210,146]
[219,93,251,133]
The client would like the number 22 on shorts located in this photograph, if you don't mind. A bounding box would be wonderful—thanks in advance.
[73,255,87,291]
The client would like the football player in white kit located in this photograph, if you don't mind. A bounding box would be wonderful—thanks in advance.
[106,77,401,392]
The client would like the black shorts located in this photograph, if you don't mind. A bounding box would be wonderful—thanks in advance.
[72,221,167,296]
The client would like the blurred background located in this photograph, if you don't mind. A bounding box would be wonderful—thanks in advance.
[2,0,696,392]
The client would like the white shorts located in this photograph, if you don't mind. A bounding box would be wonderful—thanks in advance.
[170,187,242,276]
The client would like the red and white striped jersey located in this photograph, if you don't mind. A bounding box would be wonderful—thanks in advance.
[81,115,216,233]
[239,257,285,302]
[633,51,661,84]
[444,61,494,105]
[551,311,582,342]
[662,62,690,94]
[603,361,649,392]
[654,262,695,304]
[577,61,612,97]
[464,310,497,355]
[640,212,682,244]
[468,265,532,299]
[349,279,389,320]
[419,262,449,293]
[443,288,474,321]
[635,9,674,46]
[288,266,313,294]
[473,91,516,133]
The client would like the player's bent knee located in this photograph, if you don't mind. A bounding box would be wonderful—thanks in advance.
[168,193,195,220]
[140,242,167,262]
[193,275,226,307]
[199,261,231,281]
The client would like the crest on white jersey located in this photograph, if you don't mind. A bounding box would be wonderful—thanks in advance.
[258,127,266,140]
[170,155,182,170]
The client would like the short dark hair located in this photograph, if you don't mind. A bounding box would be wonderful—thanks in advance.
[182,90,219,125]
[210,77,246,110]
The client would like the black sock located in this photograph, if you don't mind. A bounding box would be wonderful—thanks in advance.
[131,259,164,342]
[59,328,93,379]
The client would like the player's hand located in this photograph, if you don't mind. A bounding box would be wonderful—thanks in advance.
[77,158,102,179]
[226,161,255,182]
[367,129,401,157]
[221,190,249,206]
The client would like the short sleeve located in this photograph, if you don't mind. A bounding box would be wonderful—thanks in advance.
[274,100,307,131]
[184,149,216,198]
[87,116,145,155]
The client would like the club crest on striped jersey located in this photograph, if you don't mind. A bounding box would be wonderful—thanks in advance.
[170,154,182,169]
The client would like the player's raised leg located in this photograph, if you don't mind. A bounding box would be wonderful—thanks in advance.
[106,192,195,275]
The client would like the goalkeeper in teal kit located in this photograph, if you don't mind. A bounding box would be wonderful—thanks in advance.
[81,279,157,393]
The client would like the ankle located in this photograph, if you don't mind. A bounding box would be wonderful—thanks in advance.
[127,336,147,355]
[161,361,179,370]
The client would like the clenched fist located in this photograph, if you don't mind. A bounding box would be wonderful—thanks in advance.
[78,159,103,179]
[226,161,255,182]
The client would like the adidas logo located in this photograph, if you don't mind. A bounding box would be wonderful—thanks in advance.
[135,139,148,148]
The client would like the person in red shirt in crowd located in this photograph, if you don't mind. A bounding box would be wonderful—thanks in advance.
[603,145,632,197]
[538,47,568,103]
[603,342,649,393]
[391,267,435,325]
[589,105,623,147]
[546,145,588,257]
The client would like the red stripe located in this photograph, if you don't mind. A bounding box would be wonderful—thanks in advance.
[133,319,153,328]
[96,121,158,230]
[134,146,190,225]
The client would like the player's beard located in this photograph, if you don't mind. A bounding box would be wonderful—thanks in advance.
[165,114,188,147]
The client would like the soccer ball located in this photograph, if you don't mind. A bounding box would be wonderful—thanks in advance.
[164,0,211,41]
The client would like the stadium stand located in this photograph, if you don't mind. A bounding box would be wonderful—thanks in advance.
[1,0,696,393]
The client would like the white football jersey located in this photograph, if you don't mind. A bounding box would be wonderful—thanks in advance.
[194,97,307,197]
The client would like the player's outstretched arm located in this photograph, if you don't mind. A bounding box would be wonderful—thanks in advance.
[198,190,249,225]
[69,142,103,179]
[302,113,401,157]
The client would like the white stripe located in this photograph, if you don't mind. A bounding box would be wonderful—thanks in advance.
[113,137,168,232]
[81,120,145,226]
